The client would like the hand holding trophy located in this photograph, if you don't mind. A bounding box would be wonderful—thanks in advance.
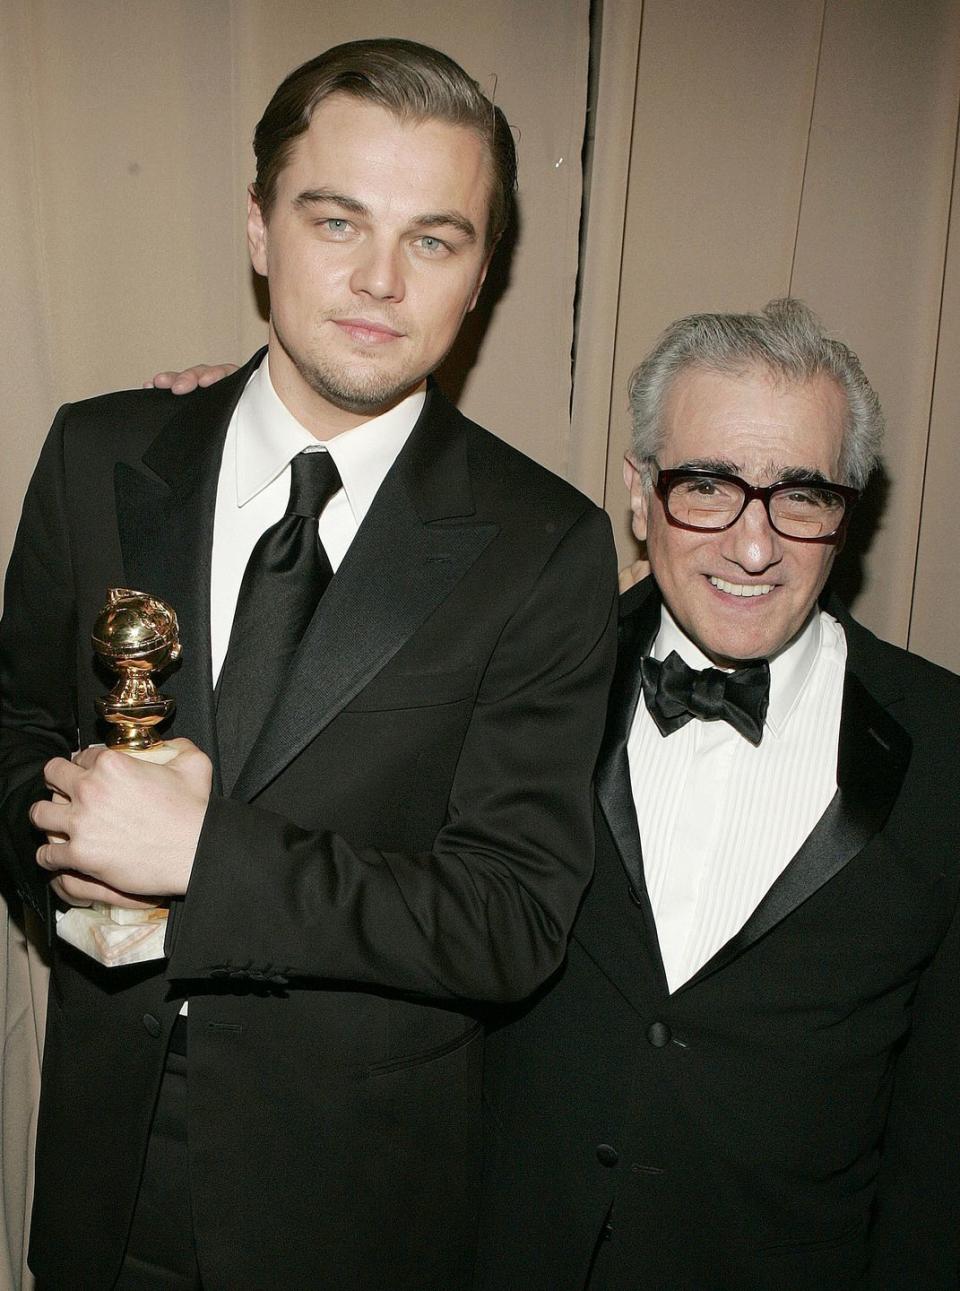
[56,587,182,967]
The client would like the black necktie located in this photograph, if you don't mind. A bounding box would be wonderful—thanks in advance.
[217,451,342,787]
[640,650,770,746]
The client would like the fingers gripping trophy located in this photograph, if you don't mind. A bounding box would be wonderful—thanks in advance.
[56,587,182,967]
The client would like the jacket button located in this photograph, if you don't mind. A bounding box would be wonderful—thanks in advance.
[646,1021,671,1047]
[142,1013,161,1038]
[596,1144,619,1167]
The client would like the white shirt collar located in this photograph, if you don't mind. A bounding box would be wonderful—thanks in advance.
[654,604,824,736]
[234,356,426,524]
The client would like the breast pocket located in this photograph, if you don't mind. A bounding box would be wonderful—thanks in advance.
[343,664,477,713]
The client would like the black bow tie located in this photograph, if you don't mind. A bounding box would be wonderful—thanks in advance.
[640,650,770,746]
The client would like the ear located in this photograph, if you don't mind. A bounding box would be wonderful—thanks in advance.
[623,454,650,543]
[466,248,493,313]
[247,187,268,277]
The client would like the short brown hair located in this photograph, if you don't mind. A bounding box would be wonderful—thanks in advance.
[252,38,517,249]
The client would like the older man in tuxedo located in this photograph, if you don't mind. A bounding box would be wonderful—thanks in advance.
[0,38,617,1291]
[478,299,960,1290]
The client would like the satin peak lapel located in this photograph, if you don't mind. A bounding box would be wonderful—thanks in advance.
[595,584,660,899]
[681,668,912,991]
[585,581,674,1000]
[229,394,498,801]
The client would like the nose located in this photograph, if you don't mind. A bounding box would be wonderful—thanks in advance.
[722,498,782,573]
[350,237,405,302]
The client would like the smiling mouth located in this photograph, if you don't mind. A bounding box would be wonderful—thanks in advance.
[709,576,775,598]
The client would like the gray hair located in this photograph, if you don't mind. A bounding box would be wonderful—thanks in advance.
[627,298,883,489]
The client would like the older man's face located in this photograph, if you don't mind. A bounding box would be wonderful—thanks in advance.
[625,365,847,667]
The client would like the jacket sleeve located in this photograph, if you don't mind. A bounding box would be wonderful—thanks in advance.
[866,879,960,1287]
[0,408,79,921]
[166,504,619,1003]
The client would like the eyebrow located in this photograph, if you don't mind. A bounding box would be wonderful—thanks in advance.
[292,188,478,242]
[293,189,369,216]
[774,466,834,485]
[410,211,478,242]
[672,458,833,485]
[673,456,739,474]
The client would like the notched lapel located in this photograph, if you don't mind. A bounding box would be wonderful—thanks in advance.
[114,358,259,784]
[681,669,913,991]
[230,394,498,801]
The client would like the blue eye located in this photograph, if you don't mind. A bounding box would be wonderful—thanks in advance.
[318,218,352,237]
[416,235,449,255]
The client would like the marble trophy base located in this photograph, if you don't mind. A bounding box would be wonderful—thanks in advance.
[56,742,177,967]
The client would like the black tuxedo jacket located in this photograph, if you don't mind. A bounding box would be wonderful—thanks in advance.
[479,577,960,1291]
[0,354,618,1290]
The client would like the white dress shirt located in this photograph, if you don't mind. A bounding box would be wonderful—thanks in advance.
[627,606,846,992]
[171,361,423,1012]
[210,357,425,682]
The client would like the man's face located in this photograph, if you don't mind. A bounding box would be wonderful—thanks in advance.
[625,365,848,667]
[247,94,493,435]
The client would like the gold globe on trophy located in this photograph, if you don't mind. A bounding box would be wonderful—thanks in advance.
[92,588,182,751]
[56,588,183,968]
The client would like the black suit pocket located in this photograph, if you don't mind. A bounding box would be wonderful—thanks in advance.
[364,1020,483,1078]
[344,664,477,712]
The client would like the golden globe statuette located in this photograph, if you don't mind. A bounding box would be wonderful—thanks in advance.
[56,588,182,967]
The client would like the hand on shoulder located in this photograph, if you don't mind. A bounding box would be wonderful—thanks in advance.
[144,363,238,394]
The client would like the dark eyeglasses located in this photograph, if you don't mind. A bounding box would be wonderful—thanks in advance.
[652,466,859,543]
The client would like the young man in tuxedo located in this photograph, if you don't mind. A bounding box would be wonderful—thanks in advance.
[0,39,617,1290]
[477,300,960,1290]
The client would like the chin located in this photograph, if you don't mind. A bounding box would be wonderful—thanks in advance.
[695,631,774,668]
[278,326,422,415]
[304,362,415,415]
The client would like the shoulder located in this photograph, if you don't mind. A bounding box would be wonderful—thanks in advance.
[835,602,960,740]
[432,387,603,521]
[52,385,184,454]
[21,386,187,510]
[468,422,591,514]
[50,356,246,464]
[417,390,613,570]
[837,603,958,690]
[50,351,261,457]
[54,373,239,454]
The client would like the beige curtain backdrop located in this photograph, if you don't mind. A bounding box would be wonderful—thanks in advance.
[2,1,959,1287]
